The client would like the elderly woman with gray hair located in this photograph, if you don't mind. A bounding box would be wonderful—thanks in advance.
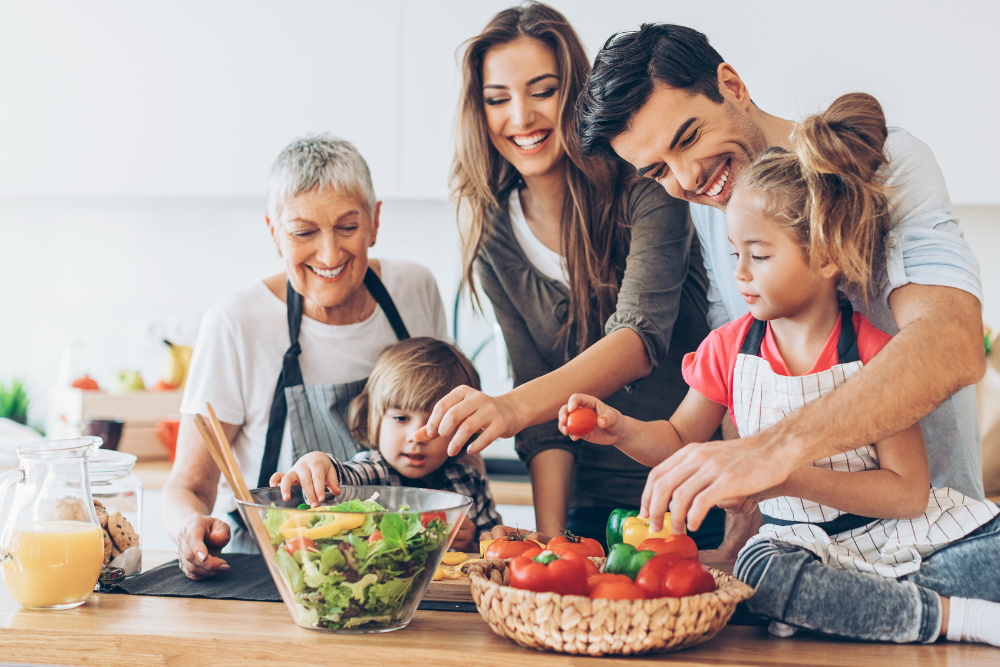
[164,135,449,579]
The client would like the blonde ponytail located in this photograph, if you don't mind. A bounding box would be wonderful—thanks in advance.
[733,92,891,299]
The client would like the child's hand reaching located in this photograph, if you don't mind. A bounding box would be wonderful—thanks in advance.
[558,393,628,446]
[449,517,477,553]
[268,451,341,507]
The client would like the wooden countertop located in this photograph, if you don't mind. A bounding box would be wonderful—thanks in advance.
[0,551,993,666]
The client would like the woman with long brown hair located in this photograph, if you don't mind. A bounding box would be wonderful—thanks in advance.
[422,2,723,548]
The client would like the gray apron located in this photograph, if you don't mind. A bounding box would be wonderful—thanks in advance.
[227,268,409,551]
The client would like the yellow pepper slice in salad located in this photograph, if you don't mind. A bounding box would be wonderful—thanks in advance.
[279,510,366,541]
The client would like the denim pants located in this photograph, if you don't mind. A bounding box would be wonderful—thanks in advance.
[734,512,1000,643]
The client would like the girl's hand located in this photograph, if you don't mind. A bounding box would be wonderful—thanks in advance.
[416,385,520,457]
[268,451,341,506]
[558,394,627,446]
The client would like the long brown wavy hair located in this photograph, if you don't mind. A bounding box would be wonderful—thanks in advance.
[452,2,632,351]
[732,92,891,300]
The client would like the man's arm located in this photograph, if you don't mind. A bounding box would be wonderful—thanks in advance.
[640,283,985,533]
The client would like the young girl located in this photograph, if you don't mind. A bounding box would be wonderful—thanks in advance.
[559,93,1000,646]
[271,337,502,552]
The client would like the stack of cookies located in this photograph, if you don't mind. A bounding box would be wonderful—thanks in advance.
[94,499,139,566]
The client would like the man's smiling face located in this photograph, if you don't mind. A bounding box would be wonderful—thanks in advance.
[609,74,767,210]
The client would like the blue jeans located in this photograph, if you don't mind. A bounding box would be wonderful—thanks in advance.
[734,512,1000,643]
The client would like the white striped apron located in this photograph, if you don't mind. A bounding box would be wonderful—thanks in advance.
[737,302,998,578]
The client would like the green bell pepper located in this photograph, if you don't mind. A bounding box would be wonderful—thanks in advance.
[604,543,657,580]
[606,508,640,547]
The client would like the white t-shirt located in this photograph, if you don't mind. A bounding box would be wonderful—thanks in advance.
[180,258,449,512]
[509,189,568,284]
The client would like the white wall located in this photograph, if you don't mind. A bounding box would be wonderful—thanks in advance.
[0,1,997,203]
[2,1,999,430]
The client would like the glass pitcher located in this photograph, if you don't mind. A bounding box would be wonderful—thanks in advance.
[0,438,105,609]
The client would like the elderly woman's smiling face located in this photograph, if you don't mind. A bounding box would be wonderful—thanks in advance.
[267,188,380,325]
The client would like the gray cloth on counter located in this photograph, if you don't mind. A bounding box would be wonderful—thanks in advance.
[106,554,479,612]
[477,179,711,508]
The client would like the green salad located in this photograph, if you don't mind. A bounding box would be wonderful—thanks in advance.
[264,496,451,630]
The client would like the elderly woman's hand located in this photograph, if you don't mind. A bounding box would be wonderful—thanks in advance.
[177,514,231,580]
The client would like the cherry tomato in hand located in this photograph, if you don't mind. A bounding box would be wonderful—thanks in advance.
[566,408,598,437]
[285,536,317,555]
[638,534,698,559]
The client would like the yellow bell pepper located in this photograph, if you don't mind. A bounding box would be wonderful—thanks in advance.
[279,512,365,541]
[440,552,469,566]
[622,513,684,548]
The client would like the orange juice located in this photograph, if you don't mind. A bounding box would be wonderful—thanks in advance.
[1,521,103,608]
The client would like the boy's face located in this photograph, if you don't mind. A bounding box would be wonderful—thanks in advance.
[378,408,450,479]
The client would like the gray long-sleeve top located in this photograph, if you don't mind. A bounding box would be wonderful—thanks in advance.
[477,179,711,508]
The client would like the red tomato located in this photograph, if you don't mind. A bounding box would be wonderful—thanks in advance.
[586,573,634,594]
[635,554,716,598]
[565,408,598,436]
[420,512,447,528]
[590,581,645,600]
[284,536,317,555]
[508,551,589,596]
[638,534,698,560]
[368,530,382,544]
[547,531,605,558]
[485,535,543,560]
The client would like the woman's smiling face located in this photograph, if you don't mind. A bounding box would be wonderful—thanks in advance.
[268,187,379,324]
[482,37,564,178]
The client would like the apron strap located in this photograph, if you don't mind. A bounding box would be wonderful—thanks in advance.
[364,267,410,340]
[738,318,767,356]
[836,298,860,364]
[257,281,305,488]
[255,269,410,489]
[738,293,860,363]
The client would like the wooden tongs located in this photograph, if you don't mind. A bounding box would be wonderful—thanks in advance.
[193,404,252,504]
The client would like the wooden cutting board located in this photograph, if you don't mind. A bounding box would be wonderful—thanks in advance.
[422,554,478,603]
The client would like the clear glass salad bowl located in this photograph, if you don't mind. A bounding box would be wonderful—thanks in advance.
[236,485,471,634]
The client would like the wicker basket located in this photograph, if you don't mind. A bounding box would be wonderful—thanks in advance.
[466,557,753,656]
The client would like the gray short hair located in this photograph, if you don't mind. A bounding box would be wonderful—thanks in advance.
[267,134,377,219]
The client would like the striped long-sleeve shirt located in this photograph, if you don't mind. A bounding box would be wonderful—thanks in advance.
[327,450,502,533]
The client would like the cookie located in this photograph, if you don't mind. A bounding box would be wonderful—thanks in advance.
[102,529,113,565]
[94,500,109,528]
[110,538,122,560]
[107,512,139,552]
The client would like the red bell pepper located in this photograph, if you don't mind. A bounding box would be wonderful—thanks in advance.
[637,534,698,559]
[508,550,590,597]
[634,553,717,599]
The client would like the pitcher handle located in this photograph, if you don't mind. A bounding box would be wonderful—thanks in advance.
[0,468,25,569]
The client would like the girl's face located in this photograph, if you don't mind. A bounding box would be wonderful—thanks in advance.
[378,408,450,479]
[481,37,565,179]
[726,191,838,321]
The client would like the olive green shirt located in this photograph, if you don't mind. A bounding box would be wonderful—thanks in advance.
[477,180,711,508]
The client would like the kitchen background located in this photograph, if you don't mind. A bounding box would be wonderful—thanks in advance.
[1,1,998,548]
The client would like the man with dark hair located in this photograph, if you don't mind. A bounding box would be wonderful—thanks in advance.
[576,25,987,568]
